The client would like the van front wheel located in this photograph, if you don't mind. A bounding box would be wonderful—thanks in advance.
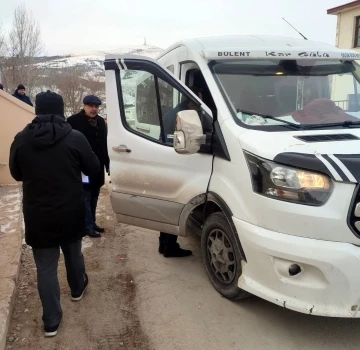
[201,212,250,300]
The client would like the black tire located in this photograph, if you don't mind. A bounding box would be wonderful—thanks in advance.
[201,212,250,300]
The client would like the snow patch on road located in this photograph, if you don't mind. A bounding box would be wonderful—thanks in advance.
[0,187,21,235]
[82,237,93,250]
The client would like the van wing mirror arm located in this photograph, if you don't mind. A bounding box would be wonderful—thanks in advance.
[205,132,212,144]
[199,132,213,154]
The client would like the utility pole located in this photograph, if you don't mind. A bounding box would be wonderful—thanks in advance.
[144,37,147,46]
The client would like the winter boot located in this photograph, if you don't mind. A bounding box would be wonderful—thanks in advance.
[94,224,105,233]
[159,232,166,254]
[163,233,192,258]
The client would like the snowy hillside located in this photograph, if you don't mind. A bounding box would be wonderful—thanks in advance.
[14,44,165,116]
[35,45,164,76]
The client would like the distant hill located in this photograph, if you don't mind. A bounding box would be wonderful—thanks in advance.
[0,44,164,116]
[34,45,164,77]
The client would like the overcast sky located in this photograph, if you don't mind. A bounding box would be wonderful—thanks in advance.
[0,0,345,56]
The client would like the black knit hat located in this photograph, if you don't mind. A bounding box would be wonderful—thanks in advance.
[35,90,64,116]
[17,84,25,91]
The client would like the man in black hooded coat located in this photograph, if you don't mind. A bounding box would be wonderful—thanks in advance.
[9,90,99,337]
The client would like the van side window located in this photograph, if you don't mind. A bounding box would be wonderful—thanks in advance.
[119,69,186,145]
[181,64,217,118]
[136,74,159,125]
[158,78,175,122]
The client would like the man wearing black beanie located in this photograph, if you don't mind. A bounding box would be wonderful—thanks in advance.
[9,90,100,337]
[12,84,33,106]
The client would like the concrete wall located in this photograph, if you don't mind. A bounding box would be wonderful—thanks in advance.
[0,90,34,185]
[337,7,360,50]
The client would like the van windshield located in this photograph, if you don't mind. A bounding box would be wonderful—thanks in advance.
[211,59,360,130]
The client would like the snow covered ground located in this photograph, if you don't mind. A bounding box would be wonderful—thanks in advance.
[0,186,21,235]
[35,45,163,70]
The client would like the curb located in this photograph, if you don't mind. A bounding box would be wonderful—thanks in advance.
[0,186,23,350]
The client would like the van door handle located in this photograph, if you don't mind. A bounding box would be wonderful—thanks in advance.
[112,144,131,153]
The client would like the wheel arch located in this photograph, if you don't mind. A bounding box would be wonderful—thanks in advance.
[178,191,247,262]
[178,193,207,237]
[205,192,247,262]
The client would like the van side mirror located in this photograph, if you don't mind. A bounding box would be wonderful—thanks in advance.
[173,110,206,154]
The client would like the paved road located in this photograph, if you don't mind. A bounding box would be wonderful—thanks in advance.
[6,185,360,350]
[129,229,360,350]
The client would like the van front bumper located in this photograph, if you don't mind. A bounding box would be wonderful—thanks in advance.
[234,217,360,317]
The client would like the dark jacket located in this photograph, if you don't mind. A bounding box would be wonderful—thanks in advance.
[67,110,110,189]
[13,90,33,107]
[9,114,100,248]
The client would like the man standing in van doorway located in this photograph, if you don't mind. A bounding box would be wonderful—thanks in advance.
[163,86,203,145]
[159,86,204,258]
[67,95,110,238]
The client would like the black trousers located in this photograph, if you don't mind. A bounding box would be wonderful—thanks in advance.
[32,240,86,327]
[84,186,101,231]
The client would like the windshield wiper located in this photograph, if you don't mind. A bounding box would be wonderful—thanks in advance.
[303,120,360,129]
[237,109,301,129]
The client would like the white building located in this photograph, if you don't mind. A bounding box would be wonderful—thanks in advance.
[328,1,360,49]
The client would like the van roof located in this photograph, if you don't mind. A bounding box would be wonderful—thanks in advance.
[164,35,334,52]
[156,35,360,61]
[105,35,360,62]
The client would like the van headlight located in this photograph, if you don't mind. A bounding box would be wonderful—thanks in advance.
[244,152,332,206]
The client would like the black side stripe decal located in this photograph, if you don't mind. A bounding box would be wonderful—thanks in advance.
[115,58,124,70]
[334,154,360,183]
[322,154,349,182]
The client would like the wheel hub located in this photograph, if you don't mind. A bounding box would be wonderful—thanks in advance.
[207,229,236,284]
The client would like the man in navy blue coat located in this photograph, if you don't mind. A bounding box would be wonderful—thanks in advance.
[13,84,33,106]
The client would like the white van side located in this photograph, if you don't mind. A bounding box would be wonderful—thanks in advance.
[105,35,360,317]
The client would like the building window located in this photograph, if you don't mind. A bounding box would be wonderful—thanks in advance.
[355,16,360,47]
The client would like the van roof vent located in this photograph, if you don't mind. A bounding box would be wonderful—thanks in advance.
[294,134,359,142]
